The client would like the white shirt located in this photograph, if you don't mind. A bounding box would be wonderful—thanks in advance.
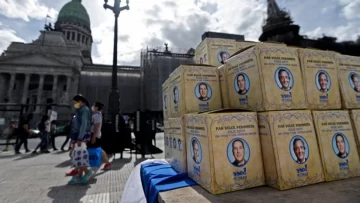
[91,112,102,138]
[45,120,50,133]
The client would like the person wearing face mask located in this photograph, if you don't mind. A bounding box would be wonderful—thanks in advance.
[67,94,93,185]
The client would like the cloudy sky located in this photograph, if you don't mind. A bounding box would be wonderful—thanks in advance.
[0,0,359,66]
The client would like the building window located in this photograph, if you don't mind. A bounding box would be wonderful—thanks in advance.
[77,33,81,42]
[67,31,70,40]
[72,32,75,40]
[13,83,16,90]
[63,85,67,91]
[82,35,85,44]
[86,38,88,44]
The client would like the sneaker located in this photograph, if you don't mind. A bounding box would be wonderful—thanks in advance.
[67,176,81,185]
[102,162,111,170]
[25,150,30,153]
[66,169,79,176]
[15,151,21,155]
[32,151,37,155]
[80,169,94,184]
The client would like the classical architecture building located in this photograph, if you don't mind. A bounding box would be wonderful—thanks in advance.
[260,0,360,56]
[0,0,141,124]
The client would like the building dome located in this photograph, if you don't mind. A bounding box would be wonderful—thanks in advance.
[57,0,90,29]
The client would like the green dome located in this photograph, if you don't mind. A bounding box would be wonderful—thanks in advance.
[57,0,90,28]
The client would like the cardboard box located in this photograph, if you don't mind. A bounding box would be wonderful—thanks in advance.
[164,127,171,161]
[313,110,360,181]
[169,64,222,117]
[336,54,360,108]
[185,111,265,194]
[298,49,341,109]
[195,38,237,67]
[162,78,170,121]
[225,44,307,111]
[218,64,230,108]
[169,117,187,173]
[349,110,360,157]
[258,110,324,190]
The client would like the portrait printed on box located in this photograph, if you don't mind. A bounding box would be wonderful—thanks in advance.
[203,54,207,63]
[218,50,230,64]
[315,70,331,93]
[275,67,294,91]
[349,72,360,93]
[164,95,168,109]
[195,82,212,101]
[227,138,250,167]
[165,136,168,146]
[191,138,202,164]
[178,138,183,151]
[234,73,250,95]
[290,136,309,164]
[173,138,177,150]
[172,86,179,104]
[169,137,172,148]
[332,133,350,159]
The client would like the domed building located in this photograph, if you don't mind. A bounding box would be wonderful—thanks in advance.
[0,0,141,125]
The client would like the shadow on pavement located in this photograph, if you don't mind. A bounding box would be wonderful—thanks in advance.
[93,156,132,178]
[55,159,72,168]
[47,184,92,203]
[14,153,39,161]
[0,154,19,159]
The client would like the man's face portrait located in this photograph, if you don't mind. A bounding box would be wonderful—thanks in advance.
[237,74,246,93]
[232,140,245,164]
[173,87,179,103]
[336,135,346,156]
[173,139,176,149]
[221,52,228,63]
[319,73,328,92]
[279,70,290,90]
[294,139,305,163]
[199,84,208,100]
[193,141,199,161]
[352,75,360,92]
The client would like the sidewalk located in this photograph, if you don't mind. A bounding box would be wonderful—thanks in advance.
[0,134,165,203]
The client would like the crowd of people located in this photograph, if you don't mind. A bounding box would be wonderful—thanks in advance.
[1,94,112,185]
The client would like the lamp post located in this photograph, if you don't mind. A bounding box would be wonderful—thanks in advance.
[103,0,130,129]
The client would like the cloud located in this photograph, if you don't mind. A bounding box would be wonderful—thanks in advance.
[0,28,25,54]
[0,0,58,22]
[338,0,360,20]
[304,22,360,42]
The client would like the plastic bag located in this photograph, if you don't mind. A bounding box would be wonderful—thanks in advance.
[88,147,102,168]
[71,142,89,168]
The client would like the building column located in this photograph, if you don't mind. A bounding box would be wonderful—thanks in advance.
[72,75,79,97]
[35,74,45,112]
[6,73,16,103]
[21,73,31,104]
[52,75,58,103]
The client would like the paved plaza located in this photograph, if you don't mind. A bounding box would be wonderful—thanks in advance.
[0,134,165,203]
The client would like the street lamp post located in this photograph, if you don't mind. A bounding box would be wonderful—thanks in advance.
[103,0,130,129]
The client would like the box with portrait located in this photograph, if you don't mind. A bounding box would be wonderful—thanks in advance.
[195,38,237,67]
[349,110,360,157]
[169,64,222,117]
[258,110,324,190]
[298,49,341,109]
[218,64,230,108]
[164,127,172,161]
[336,54,360,109]
[169,117,187,173]
[226,44,306,111]
[185,111,265,195]
[162,78,170,121]
[312,110,360,181]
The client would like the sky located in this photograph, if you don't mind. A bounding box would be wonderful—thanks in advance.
[0,0,359,66]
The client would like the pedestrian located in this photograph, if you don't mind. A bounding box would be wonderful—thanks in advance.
[50,120,58,151]
[14,117,31,154]
[33,115,50,154]
[67,94,93,185]
[61,116,74,151]
[2,120,17,152]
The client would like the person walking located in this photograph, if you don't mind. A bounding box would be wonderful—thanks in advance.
[33,115,50,154]
[2,120,17,152]
[50,120,58,151]
[61,117,73,151]
[14,117,31,154]
[67,94,93,185]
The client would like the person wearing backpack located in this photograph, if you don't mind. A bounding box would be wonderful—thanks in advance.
[32,115,50,154]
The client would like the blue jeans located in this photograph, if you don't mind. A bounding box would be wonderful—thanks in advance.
[35,131,48,151]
